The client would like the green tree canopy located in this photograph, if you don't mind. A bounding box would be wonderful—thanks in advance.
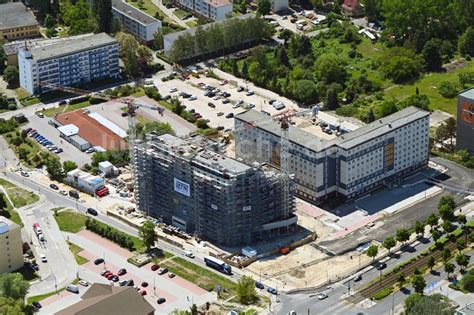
[236,275,258,304]
[138,220,158,251]
[458,27,474,57]
[405,293,453,315]
[366,245,378,260]
[45,157,64,180]
[382,236,396,253]
[63,160,78,174]
[257,0,271,15]
[0,273,29,300]
[3,66,19,87]
[411,275,426,294]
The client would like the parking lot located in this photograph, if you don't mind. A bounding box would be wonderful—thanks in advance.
[154,75,297,131]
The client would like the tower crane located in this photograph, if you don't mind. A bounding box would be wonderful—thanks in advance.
[38,82,165,189]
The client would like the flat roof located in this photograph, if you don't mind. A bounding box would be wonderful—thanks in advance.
[3,34,94,56]
[58,124,79,137]
[0,2,39,30]
[112,0,161,25]
[70,135,90,146]
[164,13,255,42]
[236,107,429,152]
[203,0,232,8]
[459,88,474,100]
[89,112,127,138]
[23,33,117,61]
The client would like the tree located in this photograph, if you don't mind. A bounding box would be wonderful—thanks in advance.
[382,236,396,254]
[405,294,454,315]
[438,195,456,211]
[3,66,19,87]
[45,157,64,180]
[293,80,319,104]
[438,81,459,98]
[379,48,422,83]
[60,0,96,35]
[427,256,435,271]
[0,45,6,75]
[411,275,426,294]
[138,220,157,252]
[315,54,347,85]
[362,0,382,22]
[190,304,198,315]
[442,248,451,263]
[257,0,271,15]
[414,221,425,238]
[441,220,454,233]
[400,94,430,111]
[241,61,249,80]
[460,270,474,292]
[366,245,378,261]
[396,228,410,245]
[0,273,29,300]
[236,275,257,304]
[457,214,467,227]
[45,14,55,29]
[458,27,474,57]
[431,229,442,242]
[325,89,339,110]
[366,108,375,123]
[397,273,405,288]
[18,148,28,161]
[444,262,454,278]
[422,39,442,71]
[95,0,112,33]
[63,160,78,174]
[378,100,398,117]
[455,254,469,271]
[443,118,456,148]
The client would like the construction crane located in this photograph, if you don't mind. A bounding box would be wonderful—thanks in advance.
[233,107,312,219]
[38,82,165,189]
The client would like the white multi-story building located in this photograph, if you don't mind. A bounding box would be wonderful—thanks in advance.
[112,0,162,43]
[176,0,232,21]
[18,33,119,95]
[0,216,23,273]
[235,107,430,204]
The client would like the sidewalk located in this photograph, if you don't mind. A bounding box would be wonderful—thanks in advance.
[150,0,189,28]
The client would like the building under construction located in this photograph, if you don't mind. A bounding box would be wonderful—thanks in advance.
[133,133,297,246]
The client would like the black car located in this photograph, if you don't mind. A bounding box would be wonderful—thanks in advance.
[255,281,264,289]
[225,113,234,119]
[126,279,134,286]
[375,262,387,270]
[222,99,230,104]
[69,190,79,199]
[121,112,129,117]
[87,208,98,216]
[237,86,244,92]
[49,183,59,190]
[208,102,216,108]
[58,100,67,105]
[118,268,127,276]
[94,258,104,265]
[32,301,42,309]
[157,298,166,304]
[111,275,119,282]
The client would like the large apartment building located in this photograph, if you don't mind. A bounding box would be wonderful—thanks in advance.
[0,216,23,274]
[456,88,474,154]
[112,0,162,43]
[235,107,430,204]
[175,0,232,21]
[0,2,40,41]
[18,33,120,95]
[134,133,296,246]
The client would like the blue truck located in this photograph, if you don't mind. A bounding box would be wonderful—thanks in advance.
[204,256,232,275]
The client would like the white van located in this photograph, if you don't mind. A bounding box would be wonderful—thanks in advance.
[66,284,79,294]
[185,251,195,258]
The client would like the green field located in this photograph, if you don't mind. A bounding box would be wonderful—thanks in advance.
[173,8,190,19]
[185,20,198,28]
[0,189,21,226]
[0,178,39,226]
[54,210,87,233]
[384,61,474,116]
[69,242,89,265]
[41,100,91,117]
[162,257,236,299]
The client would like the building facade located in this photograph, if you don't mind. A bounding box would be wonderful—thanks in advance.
[175,0,232,21]
[0,216,24,274]
[66,169,109,196]
[456,88,474,154]
[134,133,296,246]
[0,2,40,41]
[112,0,162,43]
[271,0,288,12]
[18,33,119,95]
[235,107,430,204]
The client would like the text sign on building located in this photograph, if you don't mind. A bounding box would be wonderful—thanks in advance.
[243,206,252,212]
[174,178,190,197]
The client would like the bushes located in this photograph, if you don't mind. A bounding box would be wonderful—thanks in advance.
[0,118,18,134]
[85,218,137,252]
[69,96,90,105]
[460,269,474,292]
[438,81,459,98]
[372,286,393,300]
[144,87,162,101]
[89,97,106,105]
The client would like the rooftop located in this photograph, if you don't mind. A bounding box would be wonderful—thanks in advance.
[3,33,94,56]
[164,13,255,42]
[0,2,39,30]
[235,106,430,152]
[459,88,474,100]
[56,283,154,315]
[58,124,79,137]
[203,0,232,8]
[0,216,19,234]
[112,0,161,25]
[22,33,117,61]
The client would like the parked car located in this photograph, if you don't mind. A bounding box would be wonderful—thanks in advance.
[119,280,128,286]
[267,287,277,295]
[216,126,225,131]
[353,274,362,282]
[85,147,95,154]
[255,281,264,289]
[59,190,67,196]
[222,99,230,104]
[158,268,168,275]
[40,254,47,263]
[185,251,194,258]
[112,275,119,282]
[208,102,215,108]
[66,285,79,294]
[118,268,127,276]
[375,262,387,270]
[55,148,63,154]
[126,279,134,286]
[94,258,104,265]
[36,112,44,118]
[20,171,29,177]
[69,190,79,199]
[246,90,254,96]
[151,264,160,271]
[317,293,328,300]
[168,273,176,278]
[169,87,177,93]
[87,208,98,216]
[141,282,148,287]
[78,280,89,287]
[157,298,166,304]
[225,113,234,119]
[248,103,256,109]
[220,80,228,86]
[107,274,115,280]
[141,290,147,296]
[189,95,197,101]
[121,112,129,117]
[217,112,224,116]
[237,86,244,92]
[32,301,42,309]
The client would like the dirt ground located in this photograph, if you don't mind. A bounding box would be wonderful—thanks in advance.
[295,211,336,240]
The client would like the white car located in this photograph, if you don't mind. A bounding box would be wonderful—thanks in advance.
[185,251,195,258]
[232,104,240,109]
[20,171,29,177]
[317,293,328,300]
[246,90,254,96]
[59,190,67,196]
[78,280,89,287]
[40,254,47,263]
[169,87,177,93]
[189,95,197,101]
[236,99,244,105]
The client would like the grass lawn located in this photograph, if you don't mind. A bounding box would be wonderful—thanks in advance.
[383,60,474,116]
[15,88,31,99]
[69,242,89,265]
[131,88,146,97]
[173,8,190,19]
[54,211,87,233]
[161,257,236,299]
[14,266,39,282]
[185,20,198,28]
[41,100,91,117]
[0,190,22,226]
[4,130,45,167]
[0,178,39,223]
[152,250,174,263]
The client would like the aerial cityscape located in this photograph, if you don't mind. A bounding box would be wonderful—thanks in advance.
[0,0,473,314]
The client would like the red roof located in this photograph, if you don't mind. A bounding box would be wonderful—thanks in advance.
[343,0,358,9]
